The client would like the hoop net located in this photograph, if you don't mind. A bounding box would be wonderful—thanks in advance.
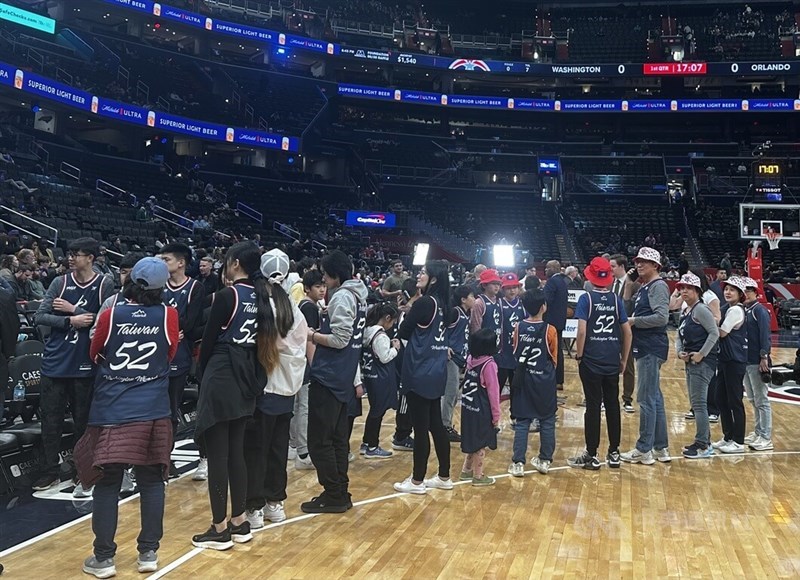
[765,230,783,250]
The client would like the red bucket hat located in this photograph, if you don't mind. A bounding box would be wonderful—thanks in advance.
[479,269,502,285]
[583,257,613,288]
[501,273,520,288]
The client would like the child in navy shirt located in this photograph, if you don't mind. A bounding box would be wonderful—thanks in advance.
[508,289,559,477]
[459,329,501,486]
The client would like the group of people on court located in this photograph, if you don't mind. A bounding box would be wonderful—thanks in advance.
[22,237,775,578]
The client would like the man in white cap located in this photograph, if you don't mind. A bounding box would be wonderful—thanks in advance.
[742,277,773,451]
[621,247,671,466]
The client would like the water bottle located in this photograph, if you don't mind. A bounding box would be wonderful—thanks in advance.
[13,380,25,402]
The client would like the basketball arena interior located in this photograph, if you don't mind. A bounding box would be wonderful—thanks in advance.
[1,0,800,578]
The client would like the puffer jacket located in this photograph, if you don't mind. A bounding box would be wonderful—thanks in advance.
[74,418,173,486]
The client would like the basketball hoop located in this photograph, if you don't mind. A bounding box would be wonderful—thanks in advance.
[765,230,783,250]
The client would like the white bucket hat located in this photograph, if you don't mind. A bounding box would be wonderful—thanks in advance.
[676,273,702,290]
[634,246,662,269]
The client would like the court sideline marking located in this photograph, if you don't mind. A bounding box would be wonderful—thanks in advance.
[147,449,799,579]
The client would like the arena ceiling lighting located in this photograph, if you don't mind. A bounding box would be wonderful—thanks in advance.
[493,245,515,268]
[412,243,429,266]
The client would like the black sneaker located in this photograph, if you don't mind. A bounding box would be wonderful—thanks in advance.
[607,450,621,468]
[346,492,353,510]
[32,473,59,491]
[300,494,348,514]
[229,520,252,543]
[192,525,234,550]
[567,451,601,470]
[391,437,414,451]
[169,461,179,479]
[445,426,461,443]
[684,409,695,420]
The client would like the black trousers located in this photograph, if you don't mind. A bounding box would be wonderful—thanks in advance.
[578,364,622,456]
[40,376,93,474]
[717,361,746,444]
[555,330,565,386]
[497,368,515,389]
[244,410,291,510]
[406,391,450,482]
[363,414,384,448]
[168,372,189,439]
[307,381,349,502]
[393,394,412,442]
[621,354,635,405]
[202,417,248,524]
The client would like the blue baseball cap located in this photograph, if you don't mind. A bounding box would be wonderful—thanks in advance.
[131,257,169,290]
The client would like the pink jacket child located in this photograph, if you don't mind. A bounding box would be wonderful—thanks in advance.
[459,349,501,486]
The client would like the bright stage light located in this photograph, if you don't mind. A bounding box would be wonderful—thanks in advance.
[413,243,429,266]
[493,244,515,268]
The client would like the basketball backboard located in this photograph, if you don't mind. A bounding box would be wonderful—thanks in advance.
[739,203,800,248]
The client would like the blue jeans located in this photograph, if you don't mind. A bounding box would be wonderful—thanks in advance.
[512,415,556,463]
[634,354,668,453]
[743,364,772,439]
[685,362,715,447]
[93,464,165,560]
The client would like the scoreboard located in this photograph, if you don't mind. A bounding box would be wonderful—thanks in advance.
[752,160,783,202]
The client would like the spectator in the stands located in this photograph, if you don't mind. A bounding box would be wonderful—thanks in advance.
[94,247,113,278]
[381,259,407,300]
[565,266,583,291]
[196,256,220,297]
[32,239,54,266]
[9,264,40,301]
[0,254,17,281]
[136,205,149,222]
[37,256,55,290]
[155,232,171,251]
[719,253,733,277]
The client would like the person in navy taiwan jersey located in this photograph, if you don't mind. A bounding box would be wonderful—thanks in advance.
[508,289,559,477]
[459,329,501,487]
[303,250,367,514]
[192,242,267,551]
[360,302,401,458]
[714,276,750,453]
[33,237,114,493]
[159,244,205,470]
[393,260,456,496]
[442,285,475,442]
[498,273,525,399]
[75,257,179,578]
[621,247,671,466]
[568,258,631,471]
[469,268,503,345]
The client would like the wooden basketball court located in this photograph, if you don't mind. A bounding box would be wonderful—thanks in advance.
[4,346,800,578]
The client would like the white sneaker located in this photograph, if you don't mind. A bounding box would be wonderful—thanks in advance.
[192,458,208,481]
[711,438,731,450]
[288,447,298,461]
[619,448,655,465]
[264,501,286,523]
[246,508,264,530]
[654,448,672,463]
[423,476,454,490]
[720,441,746,454]
[743,432,758,445]
[73,482,94,499]
[508,462,525,477]
[294,455,314,470]
[348,452,355,463]
[393,477,426,495]
[531,457,551,474]
[749,437,774,451]
[121,468,135,493]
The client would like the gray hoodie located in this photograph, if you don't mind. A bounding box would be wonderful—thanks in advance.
[325,278,368,349]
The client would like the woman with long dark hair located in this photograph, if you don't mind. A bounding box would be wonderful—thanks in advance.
[192,242,271,550]
[244,249,308,529]
[393,260,455,495]
[75,258,179,577]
